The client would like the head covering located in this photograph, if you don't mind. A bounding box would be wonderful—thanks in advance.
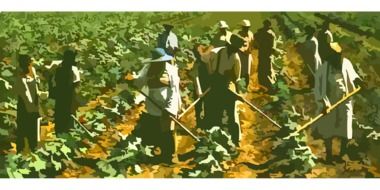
[322,21,330,30]
[330,42,342,53]
[240,19,251,27]
[18,54,32,74]
[228,34,245,49]
[263,19,272,28]
[218,20,229,29]
[62,49,77,67]
[163,24,174,29]
[305,25,315,36]
[143,48,173,63]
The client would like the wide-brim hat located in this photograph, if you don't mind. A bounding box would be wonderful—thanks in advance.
[240,19,251,27]
[228,34,245,48]
[218,20,229,29]
[142,48,173,63]
[330,42,342,53]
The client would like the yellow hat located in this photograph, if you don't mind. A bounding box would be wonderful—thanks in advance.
[330,42,342,53]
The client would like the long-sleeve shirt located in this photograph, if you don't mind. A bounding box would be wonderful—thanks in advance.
[318,57,361,107]
[133,62,182,116]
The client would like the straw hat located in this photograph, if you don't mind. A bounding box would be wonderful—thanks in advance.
[142,48,173,63]
[240,19,251,27]
[218,20,229,29]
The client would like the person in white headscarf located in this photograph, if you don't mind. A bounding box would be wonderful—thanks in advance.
[131,48,182,164]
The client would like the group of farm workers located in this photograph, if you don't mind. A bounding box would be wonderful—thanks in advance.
[12,19,364,165]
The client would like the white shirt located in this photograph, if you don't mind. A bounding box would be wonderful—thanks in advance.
[133,62,182,116]
[47,60,81,83]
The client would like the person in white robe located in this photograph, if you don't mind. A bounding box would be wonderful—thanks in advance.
[131,48,182,164]
[314,42,364,163]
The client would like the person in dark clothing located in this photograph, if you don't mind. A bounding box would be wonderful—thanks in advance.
[202,34,245,145]
[54,50,80,134]
[317,21,335,63]
[14,54,40,153]
[298,25,322,89]
[192,44,211,129]
[254,20,278,93]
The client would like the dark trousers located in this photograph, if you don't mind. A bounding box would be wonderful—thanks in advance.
[238,51,251,88]
[205,88,240,145]
[325,137,348,161]
[133,113,175,163]
[257,53,273,90]
[16,100,39,153]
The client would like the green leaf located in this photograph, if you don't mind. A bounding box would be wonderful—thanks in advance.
[0,128,9,136]
[96,160,117,177]
[7,168,24,178]
[60,144,72,160]
[17,168,31,175]
[1,70,13,77]
[51,156,62,171]
[29,154,47,172]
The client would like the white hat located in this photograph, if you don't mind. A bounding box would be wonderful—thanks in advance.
[240,19,251,27]
[218,20,229,29]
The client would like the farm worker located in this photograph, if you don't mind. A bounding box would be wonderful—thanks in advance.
[50,49,81,134]
[300,25,328,113]
[211,20,233,48]
[201,34,245,146]
[157,24,179,56]
[253,19,280,93]
[236,19,254,90]
[192,41,212,129]
[131,48,182,164]
[317,21,335,64]
[313,42,364,163]
[13,55,45,153]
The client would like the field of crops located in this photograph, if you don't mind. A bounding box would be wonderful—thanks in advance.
[0,12,379,178]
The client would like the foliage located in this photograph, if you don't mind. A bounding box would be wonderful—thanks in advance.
[1,12,380,178]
